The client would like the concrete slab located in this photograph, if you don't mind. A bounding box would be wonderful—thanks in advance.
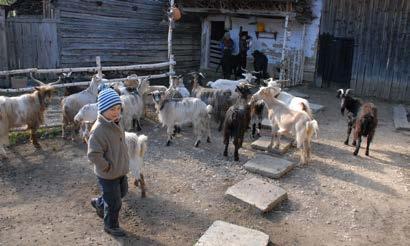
[251,136,292,155]
[225,177,287,213]
[244,154,295,179]
[310,103,325,114]
[195,220,270,246]
[393,105,410,130]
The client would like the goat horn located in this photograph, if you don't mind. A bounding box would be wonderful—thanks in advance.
[336,89,344,98]
[241,67,248,72]
[345,89,353,95]
[198,72,205,78]
[49,76,62,86]
[30,72,45,85]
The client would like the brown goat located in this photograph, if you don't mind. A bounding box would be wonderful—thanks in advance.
[0,77,60,158]
[352,103,378,156]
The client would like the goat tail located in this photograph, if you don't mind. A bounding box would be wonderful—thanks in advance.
[206,105,213,117]
[136,135,148,158]
[125,132,148,159]
[306,119,319,140]
[301,102,313,119]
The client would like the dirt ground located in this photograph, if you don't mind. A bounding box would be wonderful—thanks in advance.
[0,86,409,246]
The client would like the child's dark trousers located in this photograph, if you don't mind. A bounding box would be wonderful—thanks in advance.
[95,175,128,229]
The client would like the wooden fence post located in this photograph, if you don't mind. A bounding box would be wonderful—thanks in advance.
[95,56,102,77]
[0,8,9,87]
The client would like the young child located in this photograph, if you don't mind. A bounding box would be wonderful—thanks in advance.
[87,88,129,237]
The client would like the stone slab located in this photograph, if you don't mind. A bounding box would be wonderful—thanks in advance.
[287,90,310,99]
[244,154,295,179]
[251,136,292,155]
[225,177,287,213]
[393,105,410,130]
[195,220,270,246]
[310,103,325,114]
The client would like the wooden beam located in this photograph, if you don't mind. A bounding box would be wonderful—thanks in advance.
[279,15,289,80]
[0,72,174,93]
[182,7,296,18]
[0,60,176,76]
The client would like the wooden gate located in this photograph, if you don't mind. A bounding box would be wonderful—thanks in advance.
[6,17,59,69]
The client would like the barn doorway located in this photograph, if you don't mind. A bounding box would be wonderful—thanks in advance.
[317,34,354,87]
[209,21,225,70]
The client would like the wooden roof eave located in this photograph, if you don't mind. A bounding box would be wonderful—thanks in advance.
[182,7,296,19]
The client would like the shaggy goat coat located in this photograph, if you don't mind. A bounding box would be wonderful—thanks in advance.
[0,86,54,157]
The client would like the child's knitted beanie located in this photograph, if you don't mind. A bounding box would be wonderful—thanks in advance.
[98,88,122,114]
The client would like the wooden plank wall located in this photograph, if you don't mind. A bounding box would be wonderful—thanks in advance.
[0,9,8,71]
[320,0,409,101]
[57,0,201,75]
[5,17,59,69]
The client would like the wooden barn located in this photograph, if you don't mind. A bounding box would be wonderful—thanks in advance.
[178,0,323,86]
[316,0,409,102]
[0,0,201,87]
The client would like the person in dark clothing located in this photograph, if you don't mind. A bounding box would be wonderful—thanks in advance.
[239,32,251,69]
[220,32,235,79]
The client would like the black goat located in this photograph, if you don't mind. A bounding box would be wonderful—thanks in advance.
[337,89,362,145]
[250,100,265,138]
[337,89,378,156]
[352,103,378,156]
[223,83,253,161]
[252,50,269,84]
[220,49,241,79]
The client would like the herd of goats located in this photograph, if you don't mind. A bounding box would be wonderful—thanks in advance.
[0,71,378,196]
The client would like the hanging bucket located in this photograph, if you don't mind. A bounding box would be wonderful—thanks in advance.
[256,22,265,32]
[172,7,181,21]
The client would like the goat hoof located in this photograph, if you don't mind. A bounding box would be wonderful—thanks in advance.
[365,152,369,156]
[207,137,211,143]
[166,140,171,146]
[353,151,358,156]
[234,157,239,161]
[352,141,357,146]
[194,140,200,147]
[344,141,349,145]
[141,191,146,198]
[223,151,228,157]
[134,180,139,187]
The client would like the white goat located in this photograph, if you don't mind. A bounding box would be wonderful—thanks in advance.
[206,72,257,98]
[61,74,103,138]
[265,79,313,118]
[74,103,98,124]
[172,76,190,97]
[151,90,212,147]
[120,76,150,131]
[0,76,60,158]
[250,86,318,165]
[125,132,148,197]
